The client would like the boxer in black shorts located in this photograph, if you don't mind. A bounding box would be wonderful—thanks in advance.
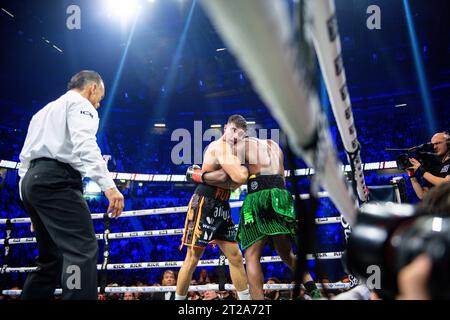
[175,115,251,300]
[181,184,235,248]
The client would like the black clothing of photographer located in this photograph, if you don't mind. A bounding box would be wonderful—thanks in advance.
[407,132,450,200]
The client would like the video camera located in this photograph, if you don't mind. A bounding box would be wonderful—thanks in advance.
[344,203,450,299]
[385,142,437,171]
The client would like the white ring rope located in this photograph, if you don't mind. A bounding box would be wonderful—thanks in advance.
[3,251,344,273]
[0,158,398,179]
[1,282,351,296]
[0,216,342,245]
[309,0,367,202]
[0,192,332,225]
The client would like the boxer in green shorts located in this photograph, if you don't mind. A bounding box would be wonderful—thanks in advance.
[235,137,321,300]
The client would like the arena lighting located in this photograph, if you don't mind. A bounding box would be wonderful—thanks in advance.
[403,0,437,136]
[246,121,256,125]
[154,123,166,128]
[98,11,139,136]
[149,0,197,130]
[216,48,227,52]
[1,8,14,18]
[210,124,222,128]
[85,180,102,194]
[105,0,140,23]
[395,103,407,108]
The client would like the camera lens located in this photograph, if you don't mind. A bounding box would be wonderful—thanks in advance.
[396,154,412,171]
[394,216,450,299]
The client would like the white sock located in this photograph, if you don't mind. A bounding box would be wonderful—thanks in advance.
[237,288,251,300]
[175,294,187,300]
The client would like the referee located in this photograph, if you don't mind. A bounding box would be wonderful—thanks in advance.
[18,70,124,300]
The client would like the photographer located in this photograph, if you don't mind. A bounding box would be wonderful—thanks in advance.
[397,183,450,300]
[346,182,450,300]
[407,132,450,200]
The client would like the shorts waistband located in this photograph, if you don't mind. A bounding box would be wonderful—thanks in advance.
[194,184,231,202]
[247,174,285,193]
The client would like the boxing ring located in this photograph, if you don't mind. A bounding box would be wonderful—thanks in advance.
[0,156,399,297]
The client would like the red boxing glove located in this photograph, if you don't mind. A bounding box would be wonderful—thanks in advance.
[186,165,204,183]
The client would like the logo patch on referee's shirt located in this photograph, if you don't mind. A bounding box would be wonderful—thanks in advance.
[80,110,93,119]
[441,165,449,173]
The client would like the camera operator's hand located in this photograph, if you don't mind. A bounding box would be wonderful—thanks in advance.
[405,158,418,178]
[408,158,428,178]
[408,158,421,172]
[397,254,432,300]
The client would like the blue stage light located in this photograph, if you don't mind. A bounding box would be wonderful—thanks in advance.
[403,0,437,136]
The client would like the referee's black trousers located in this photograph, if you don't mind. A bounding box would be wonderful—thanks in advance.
[20,158,98,300]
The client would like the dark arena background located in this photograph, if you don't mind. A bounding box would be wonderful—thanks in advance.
[0,0,450,302]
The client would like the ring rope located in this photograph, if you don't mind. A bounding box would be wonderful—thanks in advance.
[3,252,344,273]
[1,282,351,296]
[0,216,342,245]
[0,192,333,225]
[0,158,399,180]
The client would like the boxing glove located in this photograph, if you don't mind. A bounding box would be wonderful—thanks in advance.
[186,165,204,183]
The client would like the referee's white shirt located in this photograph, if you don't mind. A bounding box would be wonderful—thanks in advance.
[18,90,116,198]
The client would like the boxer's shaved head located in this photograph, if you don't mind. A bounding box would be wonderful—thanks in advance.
[68,70,103,90]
